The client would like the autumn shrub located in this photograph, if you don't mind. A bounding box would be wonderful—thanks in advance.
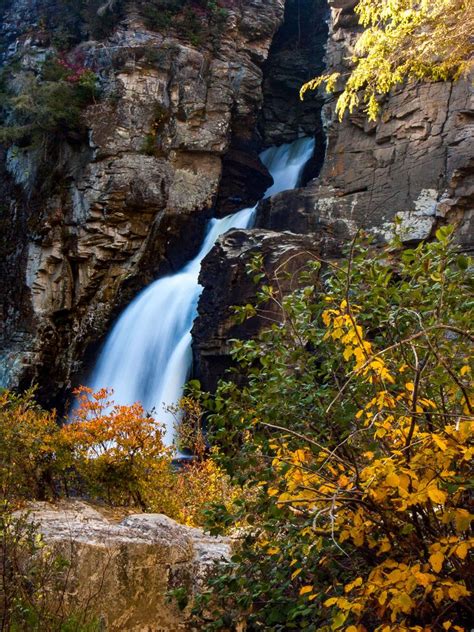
[0,389,61,501]
[185,226,473,631]
[59,387,175,511]
[0,386,235,528]
[170,396,237,527]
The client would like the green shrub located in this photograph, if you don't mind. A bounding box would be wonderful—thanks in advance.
[184,227,473,631]
[0,56,98,149]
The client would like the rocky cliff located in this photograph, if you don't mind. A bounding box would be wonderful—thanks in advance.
[1,0,472,406]
[0,0,286,405]
[192,0,473,390]
[255,0,474,245]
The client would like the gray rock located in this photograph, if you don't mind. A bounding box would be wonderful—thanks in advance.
[193,228,342,391]
[0,0,285,402]
[20,500,230,632]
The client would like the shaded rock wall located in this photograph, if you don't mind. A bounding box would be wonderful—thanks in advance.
[256,0,474,246]
[193,228,342,391]
[0,0,285,405]
[259,0,329,147]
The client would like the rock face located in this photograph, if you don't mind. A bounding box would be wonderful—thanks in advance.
[22,501,229,631]
[256,0,474,246]
[193,0,473,387]
[0,0,285,404]
[193,228,342,391]
[259,0,329,149]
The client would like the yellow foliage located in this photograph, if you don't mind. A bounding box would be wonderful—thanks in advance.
[301,0,474,120]
[266,300,473,629]
[0,387,236,528]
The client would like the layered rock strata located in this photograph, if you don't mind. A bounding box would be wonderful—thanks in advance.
[256,0,474,246]
[0,0,285,403]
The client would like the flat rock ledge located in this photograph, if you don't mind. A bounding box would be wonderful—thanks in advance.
[19,501,230,631]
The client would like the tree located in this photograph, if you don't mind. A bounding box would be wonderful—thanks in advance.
[301,0,474,120]
[187,227,473,631]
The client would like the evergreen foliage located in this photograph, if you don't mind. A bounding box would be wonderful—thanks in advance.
[0,56,98,149]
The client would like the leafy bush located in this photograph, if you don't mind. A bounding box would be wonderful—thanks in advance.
[0,389,61,501]
[47,0,126,48]
[0,386,234,528]
[141,0,229,48]
[0,55,98,149]
[186,227,473,631]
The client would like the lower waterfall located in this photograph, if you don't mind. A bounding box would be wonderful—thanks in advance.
[87,136,315,443]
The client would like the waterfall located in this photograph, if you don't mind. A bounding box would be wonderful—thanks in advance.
[87,136,315,444]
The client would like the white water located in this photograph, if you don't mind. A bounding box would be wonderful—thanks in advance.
[87,136,315,444]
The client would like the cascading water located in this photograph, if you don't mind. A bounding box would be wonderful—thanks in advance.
[87,136,315,444]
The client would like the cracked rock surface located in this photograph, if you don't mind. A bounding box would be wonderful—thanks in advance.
[21,501,229,631]
[0,0,285,402]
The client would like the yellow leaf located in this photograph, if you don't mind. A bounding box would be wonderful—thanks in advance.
[398,592,414,613]
[455,542,469,560]
[386,472,400,487]
[405,382,415,392]
[429,551,444,573]
[460,365,471,376]
[331,610,348,629]
[323,596,337,606]
[432,434,448,451]
[291,568,302,580]
[448,584,469,601]
[267,547,280,555]
[267,488,279,497]
[346,627,359,632]
[454,509,473,532]
[443,623,452,630]
[343,346,354,361]
[427,487,447,505]
[300,585,313,596]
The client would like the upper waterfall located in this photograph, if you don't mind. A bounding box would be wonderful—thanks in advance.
[87,137,315,444]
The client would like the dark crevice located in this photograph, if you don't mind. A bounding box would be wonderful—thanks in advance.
[258,0,329,151]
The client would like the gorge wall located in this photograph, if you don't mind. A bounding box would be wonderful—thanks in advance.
[192,0,474,391]
[1,0,473,406]
[0,0,287,406]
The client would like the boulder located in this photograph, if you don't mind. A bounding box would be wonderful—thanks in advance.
[21,501,229,632]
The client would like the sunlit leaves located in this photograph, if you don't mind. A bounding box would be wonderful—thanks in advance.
[193,229,473,630]
[301,0,474,120]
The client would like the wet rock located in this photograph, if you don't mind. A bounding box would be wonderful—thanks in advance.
[0,0,285,403]
[259,0,329,149]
